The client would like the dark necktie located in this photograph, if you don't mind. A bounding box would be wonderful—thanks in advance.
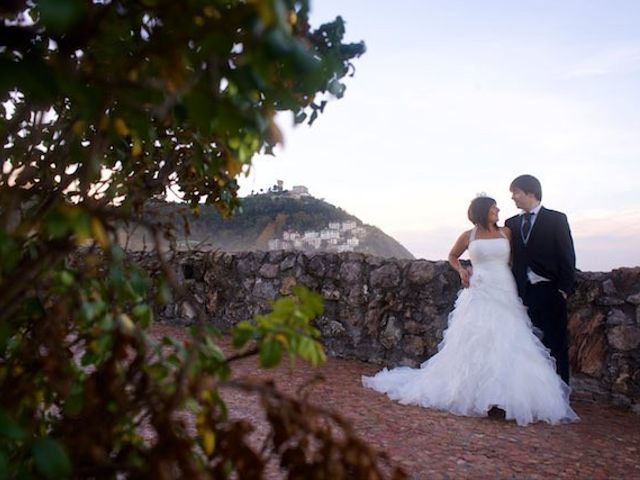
[522,212,533,240]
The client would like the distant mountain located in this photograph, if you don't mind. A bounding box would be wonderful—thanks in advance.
[121,192,414,259]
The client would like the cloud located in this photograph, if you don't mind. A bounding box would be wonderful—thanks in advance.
[572,208,640,238]
[565,45,640,78]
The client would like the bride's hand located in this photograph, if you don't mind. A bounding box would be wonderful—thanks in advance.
[458,267,471,288]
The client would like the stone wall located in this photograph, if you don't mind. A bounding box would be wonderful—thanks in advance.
[131,251,640,411]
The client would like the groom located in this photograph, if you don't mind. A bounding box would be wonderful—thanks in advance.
[505,174,576,384]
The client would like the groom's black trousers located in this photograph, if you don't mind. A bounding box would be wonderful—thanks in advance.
[524,282,570,384]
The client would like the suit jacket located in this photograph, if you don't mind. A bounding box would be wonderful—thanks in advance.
[505,207,576,299]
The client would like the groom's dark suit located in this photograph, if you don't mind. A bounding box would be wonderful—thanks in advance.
[505,207,576,383]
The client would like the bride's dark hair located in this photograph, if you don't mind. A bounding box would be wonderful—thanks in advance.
[468,196,497,230]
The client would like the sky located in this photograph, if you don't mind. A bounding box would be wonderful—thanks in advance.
[238,0,640,271]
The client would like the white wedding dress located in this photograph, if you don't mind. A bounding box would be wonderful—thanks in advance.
[362,229,578,426]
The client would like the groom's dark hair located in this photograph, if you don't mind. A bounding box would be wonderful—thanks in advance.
[468,196,497,230]
[510,174,542,201]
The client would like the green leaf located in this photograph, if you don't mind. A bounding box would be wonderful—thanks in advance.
[297,336,314,359]
[69,210,91,241]
[44,209,72,239]
[98,313,115,331]
[0,322,11,354]
[147,363,168,380]
[259,339,282,369]
[0,449,8,479]
[32,437,72,479]
[110,244,125,263]
[232,321,255,348]
[157,279,173,305]
[94,333,113,355]
[64,383,84,416]
[36,0,86,34]
[59,270,75,287]
[128,269,149,299]
[0,409,26,440]
[185,86,217,135]
[80,352,98,366]
[0,58,59,103]
[108,266,125,286]
[80,300,105,322]
[311,342,327,366]
[0,230,19,274]
[203,336,226,362]
[132,304,153,328]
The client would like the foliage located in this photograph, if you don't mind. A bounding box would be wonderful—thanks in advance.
[0,0,408,478]
[136,194,359,247]
[134,195,415,259]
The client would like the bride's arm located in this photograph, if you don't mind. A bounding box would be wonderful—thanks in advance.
[448,230,471,288]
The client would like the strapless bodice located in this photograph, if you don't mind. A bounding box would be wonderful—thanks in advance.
[468,238,510,268]
[468,238,515,292]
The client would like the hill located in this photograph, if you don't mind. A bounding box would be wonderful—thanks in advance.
[121,193,414,259]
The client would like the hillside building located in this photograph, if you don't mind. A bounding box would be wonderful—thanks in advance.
[267,219,367,254]
[341,221,357,231]
[320,229,340,240]
[290,185,310,198]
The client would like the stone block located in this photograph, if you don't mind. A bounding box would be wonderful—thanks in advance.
[280,276,297,295]
[403,335,427,357]
[603,279,617,296]
[258,263,279,279]
[340,261,364,283]
[252,279,277,300]
[596,296,625,306]
[379,316,402,349]
[606,308,631,326]
[407,260,438,284]
[324,320,346,337]
[405,320,427,335]
[280,254,296,271]
[180,301,197,320]
[237,257,257,276]
[607,325,640,351]
[307,255,326,277]
[370,264,401,289]
[627,292,640,305]
[321,286,341,300]
[267,250,286,263]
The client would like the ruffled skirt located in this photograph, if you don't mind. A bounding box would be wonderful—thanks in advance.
[362,272,579,426]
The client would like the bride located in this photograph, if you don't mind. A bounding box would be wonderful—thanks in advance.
[362,196,578,426]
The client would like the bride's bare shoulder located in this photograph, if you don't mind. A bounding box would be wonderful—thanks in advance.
[450,229,473,254]
[460,229,473,241]
[500,226,512,240]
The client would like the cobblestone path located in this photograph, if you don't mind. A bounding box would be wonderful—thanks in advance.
[153,325,640,479]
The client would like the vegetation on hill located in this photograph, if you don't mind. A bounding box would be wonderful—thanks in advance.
[136,194,415,258]
[148,192,356,233]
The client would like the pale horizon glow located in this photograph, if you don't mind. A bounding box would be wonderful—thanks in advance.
[239,1,640,272]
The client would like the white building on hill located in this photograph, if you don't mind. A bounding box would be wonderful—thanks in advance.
[341,221,357,231]
[267,219,368,253]
[290,185,310,198]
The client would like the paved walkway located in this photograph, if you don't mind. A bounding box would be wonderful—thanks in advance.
[153,325,640,479]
